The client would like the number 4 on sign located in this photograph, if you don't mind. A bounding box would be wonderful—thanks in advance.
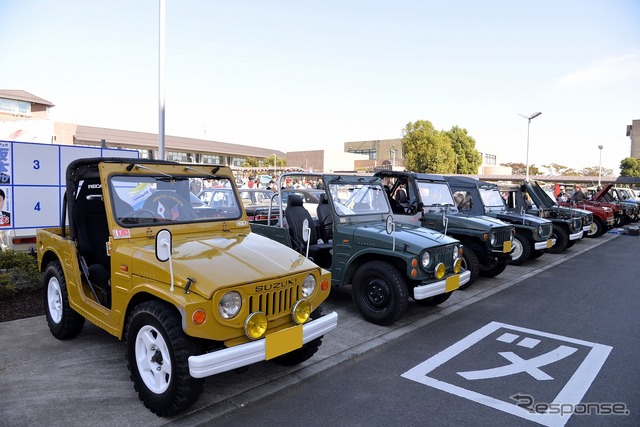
[34,202,41,211]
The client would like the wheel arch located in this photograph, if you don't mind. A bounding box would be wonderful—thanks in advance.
[343,252,407,287]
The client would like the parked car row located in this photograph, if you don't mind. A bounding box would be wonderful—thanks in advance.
[34,159,616,417]
[250,172,617,327]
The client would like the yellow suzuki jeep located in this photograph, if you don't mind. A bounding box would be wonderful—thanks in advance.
[37,158,337,416]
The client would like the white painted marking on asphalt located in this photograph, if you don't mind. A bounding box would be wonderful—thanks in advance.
[496,332,518,343]
[517,337,540,348]
[401,321,612,427]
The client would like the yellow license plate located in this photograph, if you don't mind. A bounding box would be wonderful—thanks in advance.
[265,325,303,360]
[547,239,553,248]
[503,241,512,253]
[446,275,460,292]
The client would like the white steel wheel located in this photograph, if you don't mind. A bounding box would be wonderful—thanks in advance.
[47,276,63,324]
[135,325,173,394]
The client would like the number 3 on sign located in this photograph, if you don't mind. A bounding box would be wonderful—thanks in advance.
[34,202,41,211]
[33,160,40,170]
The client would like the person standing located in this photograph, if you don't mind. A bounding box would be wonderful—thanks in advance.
[571,185,586,202]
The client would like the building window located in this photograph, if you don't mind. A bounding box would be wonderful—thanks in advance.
[349,148,377,160]
[0,98,31,115]
[231,157,245,166]
[201,154,222,164]
[167,151,189,162]
[484,154,496,165]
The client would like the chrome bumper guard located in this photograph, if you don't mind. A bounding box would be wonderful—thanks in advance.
[189,311,339,378]
[413,270,471,300]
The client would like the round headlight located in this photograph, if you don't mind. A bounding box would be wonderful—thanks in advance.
[435,263,446,279]
[292,299,312,325]
[421,251,431,269]
[452,245,459,260]
[489,232,497,246]
[244,312,268,340]
[218,291,242,319]
[301,274,316,297]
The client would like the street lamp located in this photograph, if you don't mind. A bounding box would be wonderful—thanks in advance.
[518,111,542,181]
[598,145,603,187]
[272,154,277,177]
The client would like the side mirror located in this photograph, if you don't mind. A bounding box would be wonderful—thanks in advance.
[156,229,172,262]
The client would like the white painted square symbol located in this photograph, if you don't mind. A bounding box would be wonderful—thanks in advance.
[402,321,612,427]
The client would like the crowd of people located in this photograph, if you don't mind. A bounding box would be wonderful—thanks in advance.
[239,176,324,192]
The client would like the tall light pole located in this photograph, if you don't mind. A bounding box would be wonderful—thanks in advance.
[518,111,542,181]
[273,154,277,177]
[598,145,603,187]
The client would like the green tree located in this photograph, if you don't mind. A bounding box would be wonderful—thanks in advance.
[620,157,640,176]
[500,162,541,176]
[445,126,482,174]
[402,120,455,173]
[242,157,260,167]
[580,166,614,177]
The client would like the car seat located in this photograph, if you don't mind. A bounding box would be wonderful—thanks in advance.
[285,194,332,267]
[72,178,111,307]
[316,193,333,242]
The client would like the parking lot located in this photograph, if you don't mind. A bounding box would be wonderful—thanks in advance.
[0,232,622,426]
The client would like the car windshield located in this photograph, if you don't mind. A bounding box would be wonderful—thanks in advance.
[110,174,241,226]
[416,181,457,211]
[479,188,506,213]
[239,189,276,207]
[327,181,390,217]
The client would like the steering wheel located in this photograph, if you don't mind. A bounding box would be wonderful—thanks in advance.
[142,191,197,221]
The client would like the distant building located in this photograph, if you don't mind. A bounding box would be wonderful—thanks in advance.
[344,138,403,172]
[0,90,285,169]
[627,119,640,159]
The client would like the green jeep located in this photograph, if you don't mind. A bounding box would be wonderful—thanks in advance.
[251,173,470,326]
[375,171,514,288]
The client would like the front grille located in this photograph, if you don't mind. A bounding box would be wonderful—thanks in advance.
[248,284,301,318]
[491,228,512,249]
[431,244,454,269]
[540,223,552,239]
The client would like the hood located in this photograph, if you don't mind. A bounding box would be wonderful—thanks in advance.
[492,211,550,227]
[445,212,511,232]
[593,184,613,200]
[346,220,459,252]
[131,232,314,299]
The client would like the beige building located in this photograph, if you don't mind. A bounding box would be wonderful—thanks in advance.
[344,138,404,171]
[0,90,287,170]
[627,119,640,159]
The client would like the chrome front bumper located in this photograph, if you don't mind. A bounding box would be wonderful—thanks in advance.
[189,311,338,378]
[534,238,556,250]
[413,270,471,300]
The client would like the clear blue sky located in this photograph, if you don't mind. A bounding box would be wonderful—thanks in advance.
[1,0,639,173]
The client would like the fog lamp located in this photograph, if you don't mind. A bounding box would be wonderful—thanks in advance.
[244,312,268,340]
[453,258,462,274]
[292,299,312,325]
[435,262,446,279]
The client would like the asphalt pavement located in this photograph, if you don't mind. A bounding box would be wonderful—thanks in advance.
[0,232,623,427]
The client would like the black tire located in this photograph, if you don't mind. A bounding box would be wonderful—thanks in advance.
[125,301,204,417]
[507,233,531,266]
[459,247,480,289]
[416,291,453,306]
[613,215,624,228]
[480,260,508,278]
[271,307,324,367]
[586,217,604,238]
[351,260,408,326]
[43,261,85,340]
[546,224,569,254]
[530,249,545,259]
[566,239,576,248]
